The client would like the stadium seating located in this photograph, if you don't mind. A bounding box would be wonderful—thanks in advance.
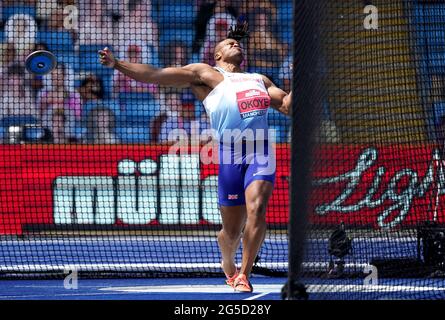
[277,1,293,24]
[38,31,74,54]
[279,24,292,43]
[118,92,159,122]
[153,0,194,6]
[116,126,151,144]
[160,29,195,47]
[433,102,445,125]
[158,3,196,27]
[0,115,39,128]
[0,115,39,142]
[270,125,289,143]
[56,52,80,70]
[268,109,290,143]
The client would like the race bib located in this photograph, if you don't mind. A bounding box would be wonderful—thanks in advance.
[236,89,271,119]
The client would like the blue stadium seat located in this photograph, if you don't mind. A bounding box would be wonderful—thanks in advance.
[119,92,159,120]
[116,126,151,144]
[0,116,39,141]
[119,93,159,122]
[2,5,37,21]
[417,4,445,24]
[268,108,289,127]
[38,31,74,54]
[434,102,445,125]
[159,4,196,26]
[56,52,80,69]
[270,125,289,143]
[0,115,39,128]
[279,25,292,43]
[277,1,293,24]
[0,30,4,43]
[425,29,445,46]
[153,0,194,6]
[428,50,445,68]
[101,75,114,100]
[0,126,5,142]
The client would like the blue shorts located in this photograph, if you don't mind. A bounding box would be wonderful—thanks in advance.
[218,140,276,206]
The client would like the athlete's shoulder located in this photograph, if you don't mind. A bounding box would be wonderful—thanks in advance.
[183,63,224,89]
[183,63,215,72]
[256,73,274,88]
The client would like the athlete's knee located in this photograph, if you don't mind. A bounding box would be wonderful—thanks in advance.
[220,228,241,242]
[246,198,267,221]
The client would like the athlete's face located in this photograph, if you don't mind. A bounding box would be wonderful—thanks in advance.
[214,39,244,64]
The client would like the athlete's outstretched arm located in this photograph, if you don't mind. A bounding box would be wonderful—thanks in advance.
[98,47,207,88]
[262,75,292,116]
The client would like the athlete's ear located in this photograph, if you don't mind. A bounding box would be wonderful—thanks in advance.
[215,52,222,61]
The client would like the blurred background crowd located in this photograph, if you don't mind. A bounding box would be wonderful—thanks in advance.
[0,0,336,145]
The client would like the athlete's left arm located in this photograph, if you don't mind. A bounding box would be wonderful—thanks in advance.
[262,75,291,116]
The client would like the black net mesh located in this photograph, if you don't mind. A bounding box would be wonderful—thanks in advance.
[292,0,445,300]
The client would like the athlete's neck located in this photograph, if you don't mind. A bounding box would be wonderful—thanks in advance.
[217,62,243,73]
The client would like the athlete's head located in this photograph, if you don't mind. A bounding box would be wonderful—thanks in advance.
[214,38,244,66]
[214,21,249,67]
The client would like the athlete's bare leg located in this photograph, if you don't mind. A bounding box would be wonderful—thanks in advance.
[239,180,274,277]
[218,205,246,277]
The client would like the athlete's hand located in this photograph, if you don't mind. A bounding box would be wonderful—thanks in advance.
[98,47,116,68]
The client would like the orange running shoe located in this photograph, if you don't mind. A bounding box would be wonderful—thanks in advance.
[233,274,253,293]
[225,270,239,288]
[221,261,239,288]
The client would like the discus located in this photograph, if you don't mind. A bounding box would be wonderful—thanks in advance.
[25,50,57,76]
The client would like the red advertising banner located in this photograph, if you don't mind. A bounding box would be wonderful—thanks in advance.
[0,144,444,235]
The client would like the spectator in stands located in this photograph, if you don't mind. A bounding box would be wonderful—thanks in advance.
[0,64,39,120]
[161,41,189,68]
[36,0,59,25]
[248,9,286,80]
[38,63,82,122]
[78,73,105,111]
[4,14,38,62]
[113,44,158,98]
[0,43,17,78]
[199,15,235,66]
[193,0,238,54]
[84,105,119,144]
[151,91,210,144]
[43,107,76,144]
[78,0,114,45]
[102,0,128,22]
[238,0,277,23]
[116,0,159,59]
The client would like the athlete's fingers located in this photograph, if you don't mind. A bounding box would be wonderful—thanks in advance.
[98,47,115,67]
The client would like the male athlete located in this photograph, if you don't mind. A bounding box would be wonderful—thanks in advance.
[99,23,291,293]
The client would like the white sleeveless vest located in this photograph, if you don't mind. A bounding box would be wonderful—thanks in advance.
[202,67,271,143]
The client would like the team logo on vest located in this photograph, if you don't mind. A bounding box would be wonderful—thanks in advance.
[236,89,271,119]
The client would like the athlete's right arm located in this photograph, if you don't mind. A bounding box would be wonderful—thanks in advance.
[98,47,210,88]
